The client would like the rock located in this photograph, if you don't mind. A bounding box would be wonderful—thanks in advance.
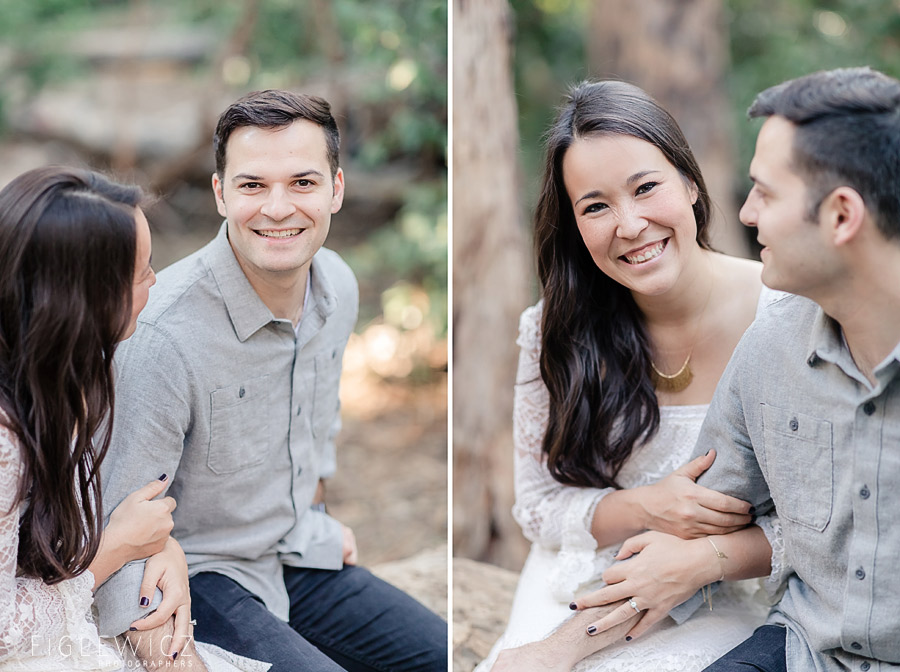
[452,558,519,672]
[370,545,448,620]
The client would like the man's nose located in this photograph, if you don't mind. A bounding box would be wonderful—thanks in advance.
[260,186,295,221]
[739,196,757,228]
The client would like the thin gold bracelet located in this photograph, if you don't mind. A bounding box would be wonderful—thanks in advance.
[707,537,728,581]
[702,537,728,611]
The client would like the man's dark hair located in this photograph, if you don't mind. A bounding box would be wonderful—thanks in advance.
[749,67,900,239]
[214,90,341,179]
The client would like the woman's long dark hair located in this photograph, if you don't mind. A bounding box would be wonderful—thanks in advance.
[0,166,141,583]
[535,81,713,489]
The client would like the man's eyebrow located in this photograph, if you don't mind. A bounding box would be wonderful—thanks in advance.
[230,170,325,184]
[748,173,773,192]
[232,173,262,183]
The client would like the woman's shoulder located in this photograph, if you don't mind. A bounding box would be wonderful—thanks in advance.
[710,252,764,313]
[517,300,544,350]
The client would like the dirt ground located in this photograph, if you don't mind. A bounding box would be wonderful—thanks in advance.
[328,371,448,566]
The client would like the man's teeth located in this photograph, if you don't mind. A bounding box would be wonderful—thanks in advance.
[625,240,665,264]
[257,229,302,238]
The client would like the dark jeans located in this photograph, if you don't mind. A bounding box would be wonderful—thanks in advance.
[190,565,447,672]
[703,625,787,672]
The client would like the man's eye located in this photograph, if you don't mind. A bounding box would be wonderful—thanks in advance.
[295,179,313,187]
[583,202,608,215]
[635,181,658,196]
[240,182,262,189]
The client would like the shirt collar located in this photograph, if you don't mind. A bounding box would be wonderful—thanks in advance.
[807,303,900,389]
[206,222,338,343]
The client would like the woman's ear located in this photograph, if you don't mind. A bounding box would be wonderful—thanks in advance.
[686,177,699,205]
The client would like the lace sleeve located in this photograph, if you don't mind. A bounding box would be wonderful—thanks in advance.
[0,420,90,661]
[511,304,614,556]
[754,513,790,601]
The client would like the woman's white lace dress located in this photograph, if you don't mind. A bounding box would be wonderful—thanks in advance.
[0,416,269,672]
[475,302,785,672]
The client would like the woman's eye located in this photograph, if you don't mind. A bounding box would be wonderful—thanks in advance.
[635,181,658,196]
[583,202,608,215]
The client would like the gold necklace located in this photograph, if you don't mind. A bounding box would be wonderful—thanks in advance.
[649,266,713,394]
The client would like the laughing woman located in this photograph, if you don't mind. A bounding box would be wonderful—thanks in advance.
[478,82,785,672]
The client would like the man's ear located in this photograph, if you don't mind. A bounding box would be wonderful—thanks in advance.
[330,168,345,215]
[820,186,865,247]
[211,172,227,218]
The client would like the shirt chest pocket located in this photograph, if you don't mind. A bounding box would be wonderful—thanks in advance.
[208,375,272,474]
[312,349,343,440]
[761,404,834,531]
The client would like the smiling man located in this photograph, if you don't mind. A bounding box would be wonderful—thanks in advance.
[94,90,446,672]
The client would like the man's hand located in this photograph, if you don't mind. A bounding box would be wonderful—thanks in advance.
[639,450,752,538]
[342,524,358,565]
[491,603,635,672]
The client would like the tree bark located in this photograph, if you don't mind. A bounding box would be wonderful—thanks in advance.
[452,0,531,569]
[587,0,747,256]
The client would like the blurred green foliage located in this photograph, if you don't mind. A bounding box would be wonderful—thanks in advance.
[509,0,900,224]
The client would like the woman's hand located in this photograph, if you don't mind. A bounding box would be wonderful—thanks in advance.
[90,476,176,588]
[129,537,193,660]
[571,531,721,641]
[106,475,176,561]
[638,450,752,538]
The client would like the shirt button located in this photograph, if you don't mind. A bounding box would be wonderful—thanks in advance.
[861,663,871,671]
[807,353,819,367]
[851,642,862,650]
[296,405,302,416]
[297,465,303,476]
[863,401,876,415]
[855,567,866,580]
[860,486,870,499]
[789,418,799,431]
[239,386,245,398]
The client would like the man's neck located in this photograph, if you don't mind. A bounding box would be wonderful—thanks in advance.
[236,257,310,327]
[818,250,900,383]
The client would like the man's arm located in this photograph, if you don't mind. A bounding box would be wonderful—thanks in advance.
[95,325,193,637]
[490,603,636,672]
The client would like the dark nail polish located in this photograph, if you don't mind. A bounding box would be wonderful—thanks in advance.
[587,626,597,635]
[158,473,167,481]
[569,602,577,610]
[172,652,178,661]
[129,627,137,632]
[140,597,149,607]
[749,506,756,515]
[625,636,632,642]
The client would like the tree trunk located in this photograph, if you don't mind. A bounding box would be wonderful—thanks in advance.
[587,0,747,256]
[452,0,532,569]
